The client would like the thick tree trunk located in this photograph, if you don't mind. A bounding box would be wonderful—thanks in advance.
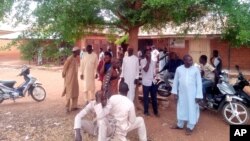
[128,27,139,54]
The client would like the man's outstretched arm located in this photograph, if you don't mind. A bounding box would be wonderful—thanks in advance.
[74,102,94,141]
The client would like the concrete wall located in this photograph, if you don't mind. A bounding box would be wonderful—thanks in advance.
[139,37,250,70]
[210,38,250,70]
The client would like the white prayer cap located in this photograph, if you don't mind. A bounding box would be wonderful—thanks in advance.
[72,46,80,52]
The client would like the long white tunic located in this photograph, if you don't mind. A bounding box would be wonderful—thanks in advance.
[74,101,110,141]
[171,65,203,125]
[74,95,137,141]
[151,49,159,62]
[96,95,136,139]
[120,55,139,101]
[74,101,98,129]
[80,52,98,92]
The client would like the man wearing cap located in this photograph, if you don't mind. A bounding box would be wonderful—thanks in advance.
[80,45,98,103]
[62,47,81,113]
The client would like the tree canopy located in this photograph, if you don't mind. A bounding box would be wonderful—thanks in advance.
[0,0,14,21]
[0,0,250,50]
[218,0,250,46]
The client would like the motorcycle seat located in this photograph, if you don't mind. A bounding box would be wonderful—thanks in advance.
[0,80,16,88]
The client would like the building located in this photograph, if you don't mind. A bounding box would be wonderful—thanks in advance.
[1,28,250,70]
[76,33,250,70]
[0,30,22,61]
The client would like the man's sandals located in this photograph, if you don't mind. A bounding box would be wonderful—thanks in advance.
[170,125,183,130]
[185,128,193,135]
[170,125,193,135]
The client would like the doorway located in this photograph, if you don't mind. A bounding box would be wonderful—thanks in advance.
[189,39,210,64]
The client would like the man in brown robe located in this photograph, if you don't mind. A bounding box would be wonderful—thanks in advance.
[62,47,80,113]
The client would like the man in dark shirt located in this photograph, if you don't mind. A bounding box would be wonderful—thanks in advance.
[159,52,183,79]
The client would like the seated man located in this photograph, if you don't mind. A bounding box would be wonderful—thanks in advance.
[159,52,183,79]
[199,55,217,99]
[74,82,147,141]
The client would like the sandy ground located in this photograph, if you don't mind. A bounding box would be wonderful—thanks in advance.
[0,66,232,141]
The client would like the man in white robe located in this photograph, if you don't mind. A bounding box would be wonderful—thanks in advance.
[80,45,98,102]
[151,45,159,62]
[171,54,203,135]
[80,48,86,60]
[74,82,147,141]
[121,48,139,101]
[99,47,104,61]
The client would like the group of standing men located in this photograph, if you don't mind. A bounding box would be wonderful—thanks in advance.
[61,43,223,139]
[62,45,99,112]
[62,44,143,111]
[62,45,147,140]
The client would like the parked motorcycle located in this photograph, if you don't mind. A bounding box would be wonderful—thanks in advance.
[156,72,173,97]
[202,66,250,125]
[0,66,46,103]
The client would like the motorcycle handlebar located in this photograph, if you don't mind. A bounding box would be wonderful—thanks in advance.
[235,65,242,76]
[235,65,240,71]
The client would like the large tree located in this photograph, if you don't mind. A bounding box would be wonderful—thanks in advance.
[0,0,14,20]
[1,0,250,51]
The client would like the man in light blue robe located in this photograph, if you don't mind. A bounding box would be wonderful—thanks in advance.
[171,54,203,135]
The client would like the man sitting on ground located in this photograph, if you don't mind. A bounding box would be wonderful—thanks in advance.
[74,82,147,141]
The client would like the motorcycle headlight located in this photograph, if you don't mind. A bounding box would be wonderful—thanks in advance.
[226,95,232,102]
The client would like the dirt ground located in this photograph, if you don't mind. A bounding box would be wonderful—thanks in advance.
[0,65,232,141]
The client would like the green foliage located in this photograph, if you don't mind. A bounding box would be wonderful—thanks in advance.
[106,33,117,43]
[18,39,40,61]
[0,0,14,20]
[17,39,71,64]
[30,0,104,43]
[58,47,71,58]
[105,28,119,43]
[219,1,250,47]
[43,42,73,64]
[115,34,129,45]
[43,45,58,61]
[0,0,250,48]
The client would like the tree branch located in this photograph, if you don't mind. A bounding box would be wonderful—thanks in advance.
[115,10,131,27]
[125,0,143,10]
[115,24,129,32]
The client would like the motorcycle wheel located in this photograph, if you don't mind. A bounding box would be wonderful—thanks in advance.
[31,86,46,102]
[157,82,171,97]
[222,102,249,125]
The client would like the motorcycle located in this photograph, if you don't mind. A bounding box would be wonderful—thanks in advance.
[202,66,250,125]
[0,66,46,103]
[156,72,173,97]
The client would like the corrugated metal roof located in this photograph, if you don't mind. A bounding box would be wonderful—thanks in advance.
[0,30,15,36]
[0,31,21,39]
